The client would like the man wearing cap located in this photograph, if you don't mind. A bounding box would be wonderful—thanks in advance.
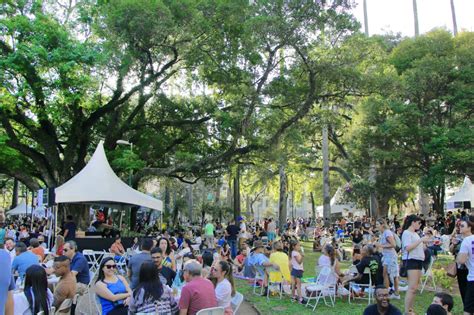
[248,240,280,296]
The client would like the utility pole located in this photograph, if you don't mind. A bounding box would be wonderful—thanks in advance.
[413,0,420,37]
[450,0,458,36]
[363,0,369,36]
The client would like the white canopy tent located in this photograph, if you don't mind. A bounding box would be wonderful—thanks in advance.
[55,141,163,211]
[316,187,365,217]
[445,176,474,210]
[7,201,32,216]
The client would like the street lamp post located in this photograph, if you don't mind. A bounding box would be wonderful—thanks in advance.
[116,140,133,231]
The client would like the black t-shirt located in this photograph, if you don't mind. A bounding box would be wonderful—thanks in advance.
[362,222,371,234]
[352,233,363,244]
[159,265,176,287]
[363,304,402,315]
[226,224,240,241]
[354,221,362,229]
[356,255,384,286]
[64,222,77,241]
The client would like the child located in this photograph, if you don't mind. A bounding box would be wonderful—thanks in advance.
[290,240,305,304]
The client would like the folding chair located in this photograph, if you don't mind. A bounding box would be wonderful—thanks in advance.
[305,266,336,310]
[420,257,437,293]
[266,268,285,300]
[83,250,101,274]
[196,306,225,315]
[231,292,244,315]
[252,265,266,295]
[348,267,374,305]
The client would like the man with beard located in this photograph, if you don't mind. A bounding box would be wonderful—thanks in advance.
[363,286,402,315]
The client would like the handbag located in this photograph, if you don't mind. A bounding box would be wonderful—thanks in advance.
[446,262,457,278]
[399,259,408,278]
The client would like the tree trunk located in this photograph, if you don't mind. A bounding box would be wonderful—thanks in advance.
[278,165,288,231]
[450,0,458,36]
[322,125,331,226]
[377,196,390,218]
[187,184,193,223]
[214,180,222,222]
[363,0,369,36]
[369,162,377,218]
[164,184,171,220]
[413,0,419,37]
[233,166,241,221]
[10,178,18,210]
[419,186,430,215]
[310,191,316,221]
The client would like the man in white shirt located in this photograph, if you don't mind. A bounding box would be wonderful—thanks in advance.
[457,221,474,315]
[4,238,16,262]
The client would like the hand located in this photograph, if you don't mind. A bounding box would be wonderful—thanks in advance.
[123,296,131,306]
[273,264,280,270]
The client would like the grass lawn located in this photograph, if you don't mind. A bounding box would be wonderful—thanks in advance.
[236,241,464,315]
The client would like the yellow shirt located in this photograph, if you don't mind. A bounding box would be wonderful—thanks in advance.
[269,251,291,283]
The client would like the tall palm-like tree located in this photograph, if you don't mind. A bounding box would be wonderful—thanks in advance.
[322,125,330,225]
[413,0,420,37]
[450,0,458,35]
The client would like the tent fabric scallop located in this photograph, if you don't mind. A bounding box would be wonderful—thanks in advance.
[55,141,162,211]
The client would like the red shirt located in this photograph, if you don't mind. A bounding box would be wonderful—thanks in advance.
[179,277,217,315]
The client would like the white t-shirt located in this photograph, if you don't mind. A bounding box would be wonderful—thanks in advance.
[291,250,304,271]
[14,288,53,315]
[317,255,337,285]
[459,235,474,281]
[215,278,232,309]
[401,230,424,261]
[380,229,397,258]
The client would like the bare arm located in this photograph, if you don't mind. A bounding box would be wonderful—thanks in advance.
[5,291,13,315]
[179,309,188,315]
[95,282,130,302]
[457,252,468,265]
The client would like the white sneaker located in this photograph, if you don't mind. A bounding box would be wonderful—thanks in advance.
[389,293,401,300]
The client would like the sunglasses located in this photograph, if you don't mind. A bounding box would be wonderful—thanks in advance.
[105,265,117,269]
[63,249,69,252]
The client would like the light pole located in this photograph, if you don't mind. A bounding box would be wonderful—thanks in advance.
[116,140,133,186]
[116,139,133,231]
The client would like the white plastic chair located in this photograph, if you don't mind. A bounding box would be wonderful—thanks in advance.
[420,257,437,293]
[305,266,336,310]
[231,292,244,315]
[266,269,285,300]
[252,265,266,295]
[440,235,451,254]
[348,267,374,305]
[196,306,225,315]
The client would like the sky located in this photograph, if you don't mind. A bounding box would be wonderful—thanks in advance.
[351,0,474,36]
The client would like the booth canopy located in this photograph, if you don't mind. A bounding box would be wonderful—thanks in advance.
[55,141,163,211]
[445,176,474,209]
[317,187,365,217]
[7,201,32,216]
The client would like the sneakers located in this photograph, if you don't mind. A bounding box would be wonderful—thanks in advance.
[389,293,401,300]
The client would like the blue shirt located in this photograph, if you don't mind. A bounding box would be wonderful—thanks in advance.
[98,277,127,315]
[71,252,90,285]
[0,250,15,315]
[12,251,39,277]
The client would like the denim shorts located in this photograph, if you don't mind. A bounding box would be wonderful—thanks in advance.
[291,268,303,278]
[382,254,399,278]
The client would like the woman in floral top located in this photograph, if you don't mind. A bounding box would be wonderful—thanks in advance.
[128,262,178,315]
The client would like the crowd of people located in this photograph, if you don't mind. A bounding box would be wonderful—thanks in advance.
[0,208,473,315]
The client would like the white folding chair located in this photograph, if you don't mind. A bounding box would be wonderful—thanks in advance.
[305,266,336,310]
[348,267,374,305]
[83,250,101,274]
[196,306,225,315]
[420,257,437,293]
[252,265,266,295]
[231,292,244,315]
[266,268,285,300]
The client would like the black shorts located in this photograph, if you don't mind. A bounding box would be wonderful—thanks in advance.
[464,281,474,313]
[406,259,423,270]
